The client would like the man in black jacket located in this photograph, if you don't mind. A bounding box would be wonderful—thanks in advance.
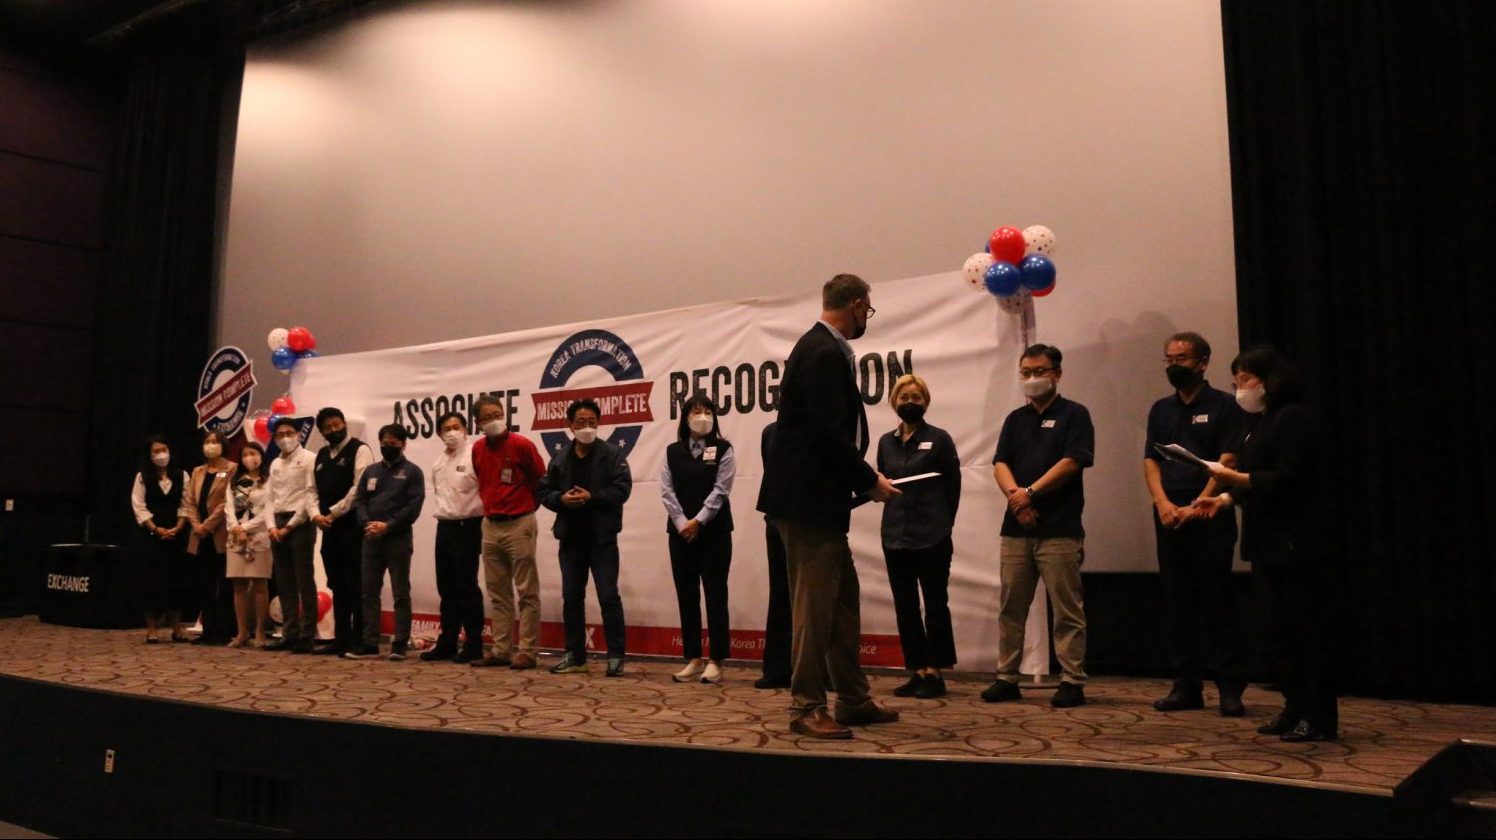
[539,399,634,677]
[757,274,900,739]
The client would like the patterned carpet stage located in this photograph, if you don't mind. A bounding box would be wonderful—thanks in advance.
[2,616,1490,796]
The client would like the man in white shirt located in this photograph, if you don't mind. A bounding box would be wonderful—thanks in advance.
[422,411,487,663]
[264,416,321,653]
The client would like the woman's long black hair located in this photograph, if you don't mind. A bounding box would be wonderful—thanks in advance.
[676,394,729,447]
[141,434,178,488]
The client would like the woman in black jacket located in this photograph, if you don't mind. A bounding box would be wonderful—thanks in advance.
[1194,346,1337,742]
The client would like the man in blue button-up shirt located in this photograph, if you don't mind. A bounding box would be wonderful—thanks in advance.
[346,424,426,661]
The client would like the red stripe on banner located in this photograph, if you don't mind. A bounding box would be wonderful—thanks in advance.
[195,364,256,424]
[529,381,655,431]
[383,612,907,667]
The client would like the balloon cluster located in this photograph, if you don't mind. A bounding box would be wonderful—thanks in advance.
[266,326,320,374]
[961,225,1058,314]
[246,394,298,445]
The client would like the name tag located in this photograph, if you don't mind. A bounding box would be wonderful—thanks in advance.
[500,467,514,483]
[1041,419,1057,429]
[918,441,933,450]
[366,478,378,491]
[217,471,227,479]
[703,446,718,463]
[1193,414,1210,424]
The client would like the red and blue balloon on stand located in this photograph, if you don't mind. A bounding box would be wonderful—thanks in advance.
[961,225,1058,313]
[248,325,321,444]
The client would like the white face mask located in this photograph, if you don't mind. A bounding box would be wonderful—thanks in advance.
[1021,377,1054,398]
[1236,384,1267,414]
[688,415,714,437]
[276,435,300,454]
[573,427,598,445]
[480,420,505,438]
[202,443,222,460]
[442,430,466,449]
[151,452,171,467]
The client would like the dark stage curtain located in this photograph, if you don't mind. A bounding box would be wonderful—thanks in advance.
[1221,1,1495,701]
[85,24,244,544]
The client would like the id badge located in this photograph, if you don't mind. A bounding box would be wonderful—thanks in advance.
[367,477,378,491]
[500,467,514,484]
[703,446,718,463]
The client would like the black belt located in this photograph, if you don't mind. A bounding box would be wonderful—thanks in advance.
[485,512,527,523]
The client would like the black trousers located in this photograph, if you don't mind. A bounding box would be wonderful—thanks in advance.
[761,519,792,681]
[559,539,626,660]
[883,538,957,671]
[1155,514,1245,689]
[435,517,485,652]
[668,526,732,661]
[195,544,234,639]
[320,517,364,649]
[1258,559,1338,732]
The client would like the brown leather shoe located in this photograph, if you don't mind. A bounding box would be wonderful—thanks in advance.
[790,709,852,740]
[834,701,901,726]
[509,652,537,670]
[470,653,511,668]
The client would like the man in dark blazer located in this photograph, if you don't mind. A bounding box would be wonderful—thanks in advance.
[757,273,901,739]
[538,399,634,677]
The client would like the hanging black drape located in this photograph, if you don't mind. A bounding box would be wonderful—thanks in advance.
[1221,1,1495,701]
[86,21,243,544]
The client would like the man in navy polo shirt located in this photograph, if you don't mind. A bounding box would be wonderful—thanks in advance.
[1144,331,1248,716]
[983,344,1095,708]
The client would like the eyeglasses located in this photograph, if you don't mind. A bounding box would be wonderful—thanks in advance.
[862,303,876,319]
[1018,367,1055,378]
[1163,355,1200,365]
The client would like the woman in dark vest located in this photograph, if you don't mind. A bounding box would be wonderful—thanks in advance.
[130,435,192,643]
[661,395,737,684]
[877,374,962,699]
[1195,345,1337,742]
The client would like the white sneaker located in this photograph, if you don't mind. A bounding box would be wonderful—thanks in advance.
[701,661,724,684]
[672,660,706,682]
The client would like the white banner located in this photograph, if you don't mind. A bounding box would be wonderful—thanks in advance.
[292,272,1054,672]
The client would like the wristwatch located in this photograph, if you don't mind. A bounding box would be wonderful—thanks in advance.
[1025,485,1037,498]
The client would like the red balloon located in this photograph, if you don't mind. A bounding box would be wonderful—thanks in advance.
[988,226,1026,264]
[271,396,296,416]
[252,416,271,444]
[316,591,332,621]
[287,326,316,353]
[1032,278,1058,297]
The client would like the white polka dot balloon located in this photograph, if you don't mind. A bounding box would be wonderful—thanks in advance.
[1022,225,1056,256]
[962,252,995,291]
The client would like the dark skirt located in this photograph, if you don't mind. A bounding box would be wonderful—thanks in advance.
[136,531,195,620]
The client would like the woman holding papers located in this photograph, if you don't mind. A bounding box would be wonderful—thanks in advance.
[661,395,736,684]
[876,374,962,698]
[1193,346,1337,742]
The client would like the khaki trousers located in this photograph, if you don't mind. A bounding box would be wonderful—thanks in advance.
[996,535,1088,684]
[481,514,540,658]
[777,520,871,718]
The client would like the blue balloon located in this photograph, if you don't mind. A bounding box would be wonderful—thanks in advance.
[271,346,297,371]
[297,349,320,360]
[983,261,1022,297]
[268,413,284,430]
[1019,254,1057,291]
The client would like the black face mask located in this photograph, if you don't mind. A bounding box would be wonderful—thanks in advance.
[380,445,403,463]
[324,428,348,447]
[895,403,926,424]
[850,314,867,340]
[1166,364,1202,390]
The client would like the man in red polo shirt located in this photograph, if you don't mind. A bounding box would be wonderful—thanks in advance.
[469,394,547,669]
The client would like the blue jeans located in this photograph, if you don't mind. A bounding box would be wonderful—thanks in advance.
[559,540,626,660]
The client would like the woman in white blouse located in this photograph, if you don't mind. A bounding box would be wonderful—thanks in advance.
[224,441,273,647]
[130,435,191,643]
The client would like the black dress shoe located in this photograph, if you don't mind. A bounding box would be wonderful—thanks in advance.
[420,646,457,662]
[914,674,947,699]
[289,640,316,654]
[312,645,345,656]
[453,648,482,664]
[1152,683,1205,712]
[754,675,791,690]
[892,674,924,697]
[1256,712,1299,735]
[262,639,293,651]
[1051,682,1086,708]
[1219,692,1246,717]
[980,680,1021,702]
[1280,720,1337,742]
